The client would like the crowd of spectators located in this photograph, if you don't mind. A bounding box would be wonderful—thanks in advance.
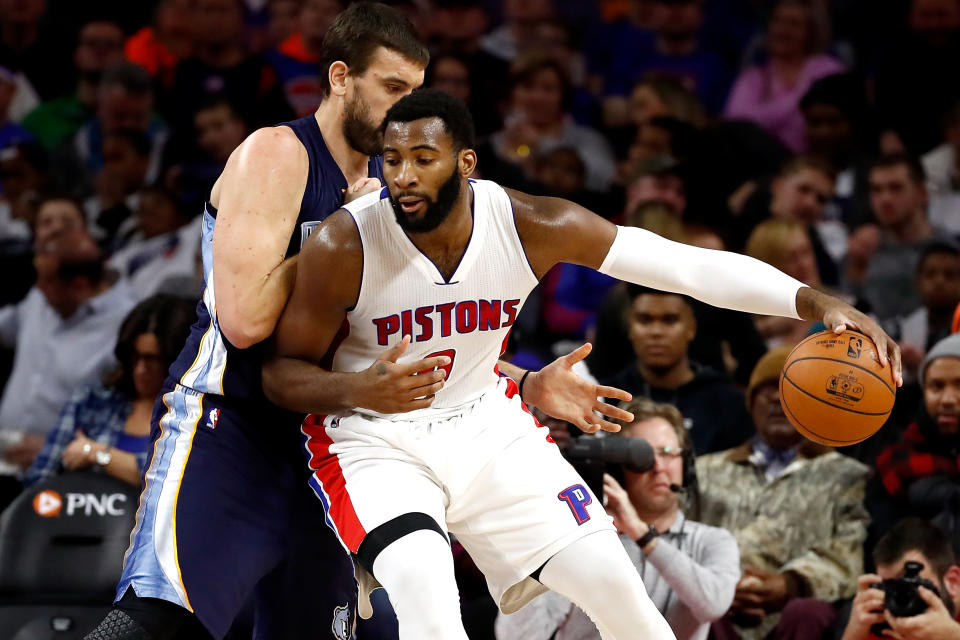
[1,0,960,639]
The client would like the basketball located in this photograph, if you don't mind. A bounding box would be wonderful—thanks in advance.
[779,330,896,446]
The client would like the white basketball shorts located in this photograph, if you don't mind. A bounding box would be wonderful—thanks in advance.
[300,375,614,614]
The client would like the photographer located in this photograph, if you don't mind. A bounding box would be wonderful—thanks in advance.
[495,398,740,640]
[841,518,960,640]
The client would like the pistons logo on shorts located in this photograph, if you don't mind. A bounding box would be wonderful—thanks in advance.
[558,484,592,525]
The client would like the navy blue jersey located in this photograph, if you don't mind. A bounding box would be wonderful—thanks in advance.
[167,114,385,404]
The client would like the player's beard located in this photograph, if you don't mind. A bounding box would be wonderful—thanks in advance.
[391,166,462,233]
[342,90,382,157]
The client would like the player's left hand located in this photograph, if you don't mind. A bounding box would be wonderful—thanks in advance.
[882,586,960,640]
[798,288,903,387]
[522,343,633,433]
[344,177,381,204]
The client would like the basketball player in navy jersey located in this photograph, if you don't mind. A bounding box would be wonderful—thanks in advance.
[85,6,631,640]
[265,90,903,639]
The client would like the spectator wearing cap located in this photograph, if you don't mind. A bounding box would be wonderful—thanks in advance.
[869,333,960,546]
[698,347,870,640]
[0,229,136,508]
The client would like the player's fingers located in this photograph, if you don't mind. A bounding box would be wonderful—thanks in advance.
[596,419,622,433]
[562,342,592,365]
[593,400,633,422]
[398,355,451,376]
[401,397,435,412]
[596,385,632,403]
[378,335,411,363]
[888,339,903,387]
[408,379,445,398]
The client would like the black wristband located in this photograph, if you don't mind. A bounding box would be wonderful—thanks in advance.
[636,525,659,550]
[518,370,532,400]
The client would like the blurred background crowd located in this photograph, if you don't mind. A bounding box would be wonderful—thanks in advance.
[1,0,960,638]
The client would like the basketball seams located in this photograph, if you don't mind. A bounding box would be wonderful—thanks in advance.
[785,355,895,395]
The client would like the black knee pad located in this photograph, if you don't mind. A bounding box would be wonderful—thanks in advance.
[355,512,448,577]
[84,610,152,640]
[87,589,212,640]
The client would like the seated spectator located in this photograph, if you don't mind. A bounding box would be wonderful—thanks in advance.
[265,0,301,49]
[56,62,168,199]
[86,129,153,248]
[0,140,49,250]
[893,241,960,383]
[487,50,616,191]
[603,0,732,116]
[124,0,194,91]
[267,0,345,118]
[745,219,822,348]
[923,99,960,234]
[495,398,740,640]
[0,230,136,508]
[870,333,960,541]
[0,65,32,150]
[847,153,954,323]
[164,95,249,212]
[23,20,126,150]
[733,154,841,285]
[698,346,870,640]
[106,186,199,301]
[799,73,875,228]
[24,294,194,488]
[479,0,554,63]
[724,0,844,151]
[840,518,960,640]
[599,286,755,455]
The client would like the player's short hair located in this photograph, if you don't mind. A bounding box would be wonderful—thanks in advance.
[873,517,955,580]
[382,88,477,152]
[869,152,926,186]
[319,2,428,97]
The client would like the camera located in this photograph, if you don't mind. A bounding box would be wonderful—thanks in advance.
[870,561,941,635]
[562,437,655,500]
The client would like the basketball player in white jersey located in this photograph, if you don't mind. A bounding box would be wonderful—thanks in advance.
[264,90,903,639]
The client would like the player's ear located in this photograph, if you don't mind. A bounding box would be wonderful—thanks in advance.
[329,61,349,97]
[458,148,477,177]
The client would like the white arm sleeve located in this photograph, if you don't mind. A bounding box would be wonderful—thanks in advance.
[597,225,805,319]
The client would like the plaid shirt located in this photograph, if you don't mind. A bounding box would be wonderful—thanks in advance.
[875,420,960,497]
[24,384,146,487]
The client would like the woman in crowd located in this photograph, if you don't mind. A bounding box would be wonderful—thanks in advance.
[725,0,844,151]
[24,293,194,487]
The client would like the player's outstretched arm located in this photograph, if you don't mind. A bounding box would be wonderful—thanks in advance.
[498,345,634,433]
[263,211,451,414]
[509,190,902,386]
[211,127,309,349]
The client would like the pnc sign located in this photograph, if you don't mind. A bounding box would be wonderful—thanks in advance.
[32,490,128,518]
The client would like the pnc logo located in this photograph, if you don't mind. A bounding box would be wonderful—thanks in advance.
[31,491,128,518]
[33,490,63,517]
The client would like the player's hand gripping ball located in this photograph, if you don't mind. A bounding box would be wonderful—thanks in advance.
[779,330,896,446]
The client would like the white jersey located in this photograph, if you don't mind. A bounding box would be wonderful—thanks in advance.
[335,179,539,419]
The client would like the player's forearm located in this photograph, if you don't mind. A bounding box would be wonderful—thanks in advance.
[262,356,364,414]
[597,226,804,319]
[217,256,299,349]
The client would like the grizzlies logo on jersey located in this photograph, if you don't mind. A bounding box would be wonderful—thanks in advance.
[331,604,351,640]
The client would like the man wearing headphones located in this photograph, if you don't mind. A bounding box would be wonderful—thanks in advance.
[494,398,740,640]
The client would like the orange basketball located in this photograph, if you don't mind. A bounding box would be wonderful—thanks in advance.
[779,330,896,446]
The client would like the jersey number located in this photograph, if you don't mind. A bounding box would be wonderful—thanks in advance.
[421,349,456,382]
